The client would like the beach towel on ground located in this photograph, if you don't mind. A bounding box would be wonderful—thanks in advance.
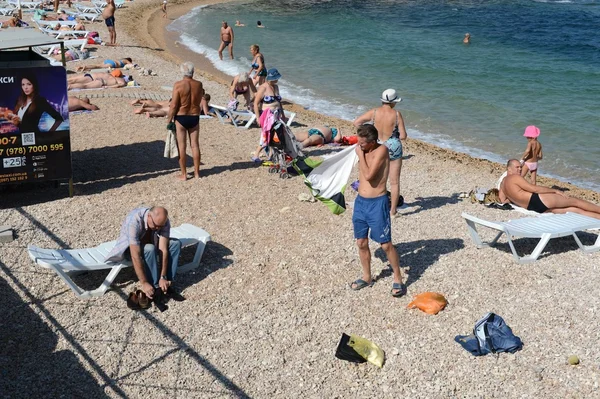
[164,129,178,158]
[293,145,358,215]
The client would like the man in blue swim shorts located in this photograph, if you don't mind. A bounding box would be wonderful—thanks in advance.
[102,0,117,46]
[350,124,406,297]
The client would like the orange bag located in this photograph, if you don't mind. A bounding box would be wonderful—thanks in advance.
[407,292,447,315]
[342,135,358,145]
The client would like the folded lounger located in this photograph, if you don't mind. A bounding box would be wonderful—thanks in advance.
[462,212,600,264]
[28,224,211,299]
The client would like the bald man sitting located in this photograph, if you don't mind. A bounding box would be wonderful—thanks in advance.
[105,206,183,302]
[500,159,600,219]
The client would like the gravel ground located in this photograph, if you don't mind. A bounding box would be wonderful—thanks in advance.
[1,1,600,397]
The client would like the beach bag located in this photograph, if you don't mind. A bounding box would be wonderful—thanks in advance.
[455,313,523,356]
[342,136,358,145]
[335,333,384,368]
[407,292,447,315]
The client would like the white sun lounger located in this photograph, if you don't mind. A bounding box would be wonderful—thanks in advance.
[0,7,15,15]
[462,212,600,264]
[210,104,296,129]
[75,3,102,14]
[28,224,211,299]
[35,39,87,56]
[7,0,40,8]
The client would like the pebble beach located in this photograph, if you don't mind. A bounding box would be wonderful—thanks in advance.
[2,0,600,397]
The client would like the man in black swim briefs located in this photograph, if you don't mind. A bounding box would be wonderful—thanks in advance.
[499,159,600,219]
[218,21,234,60]
[167,61,205,181]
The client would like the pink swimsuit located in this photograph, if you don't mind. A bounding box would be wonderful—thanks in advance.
[524,161,538,172]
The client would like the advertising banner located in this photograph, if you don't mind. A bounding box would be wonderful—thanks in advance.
[0,66,71,185]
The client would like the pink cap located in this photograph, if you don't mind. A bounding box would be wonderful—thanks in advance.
[524,125,540,138]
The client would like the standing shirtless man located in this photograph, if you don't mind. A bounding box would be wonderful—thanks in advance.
[500,159,600,219]
[218,21,234,60]
[351,124,406,297]
[102,0,117,46]
[167,62,205,181]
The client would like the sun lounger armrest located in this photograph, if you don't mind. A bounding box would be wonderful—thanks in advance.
[461,212,506,232]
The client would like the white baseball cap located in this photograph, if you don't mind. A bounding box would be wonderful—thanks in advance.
[381,88,402,103]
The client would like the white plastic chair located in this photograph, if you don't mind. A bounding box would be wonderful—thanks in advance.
[28,224,211,299]
[462,212,600,263]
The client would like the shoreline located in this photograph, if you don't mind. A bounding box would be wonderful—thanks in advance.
[126,0,600,201]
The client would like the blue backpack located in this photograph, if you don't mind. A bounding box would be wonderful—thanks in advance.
[455,313,523,356]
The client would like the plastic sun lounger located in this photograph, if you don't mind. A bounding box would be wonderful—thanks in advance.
[210,104,296,129]
[28,224,211,299]
[61,9,101,21]
[74,4,102,14]
[0,7,15,15]
[42,28,91,40]
[462,212,600,264]
[7,0,41,8]
[35,19,78,27]
[36,39,87,55]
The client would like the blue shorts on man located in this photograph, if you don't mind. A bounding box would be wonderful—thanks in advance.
[352,194,392,243]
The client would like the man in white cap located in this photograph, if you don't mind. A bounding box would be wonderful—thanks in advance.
[353,88,408,217]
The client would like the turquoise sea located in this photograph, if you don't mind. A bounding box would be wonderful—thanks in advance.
[168,0,600,191]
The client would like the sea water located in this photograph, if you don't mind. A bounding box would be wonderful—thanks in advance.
[168,0,600,190]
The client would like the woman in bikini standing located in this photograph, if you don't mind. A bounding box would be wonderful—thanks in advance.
[229,72,256,110]
[248,44,267,86]
[353,89,408,216]
[252,68,286,162]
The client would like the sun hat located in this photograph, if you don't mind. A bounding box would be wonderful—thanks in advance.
[523,125,540,138]
[266,68,281,81]
[381,88,402,103]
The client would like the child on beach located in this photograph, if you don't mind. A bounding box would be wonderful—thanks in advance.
[519,125,543,185]
[161,1,167,19]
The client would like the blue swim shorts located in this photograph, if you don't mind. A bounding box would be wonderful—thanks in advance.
[105,16,115,27]
[352,194,391,243]
[382,136,403,161]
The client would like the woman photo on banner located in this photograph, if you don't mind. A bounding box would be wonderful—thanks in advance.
[11,73,64,134]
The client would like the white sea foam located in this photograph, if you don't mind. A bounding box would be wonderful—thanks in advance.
[176,34,368,121]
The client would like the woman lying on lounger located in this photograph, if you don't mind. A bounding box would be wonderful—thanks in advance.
[294,126,343,148]
[76,57,134,72]
[67,73,132,90]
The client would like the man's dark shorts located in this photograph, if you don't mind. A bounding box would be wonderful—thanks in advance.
[105,16,115,27]
[352,194,391,243]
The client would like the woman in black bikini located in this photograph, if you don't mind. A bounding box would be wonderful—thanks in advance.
[229,72,256,110]
[248,44,267,86]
